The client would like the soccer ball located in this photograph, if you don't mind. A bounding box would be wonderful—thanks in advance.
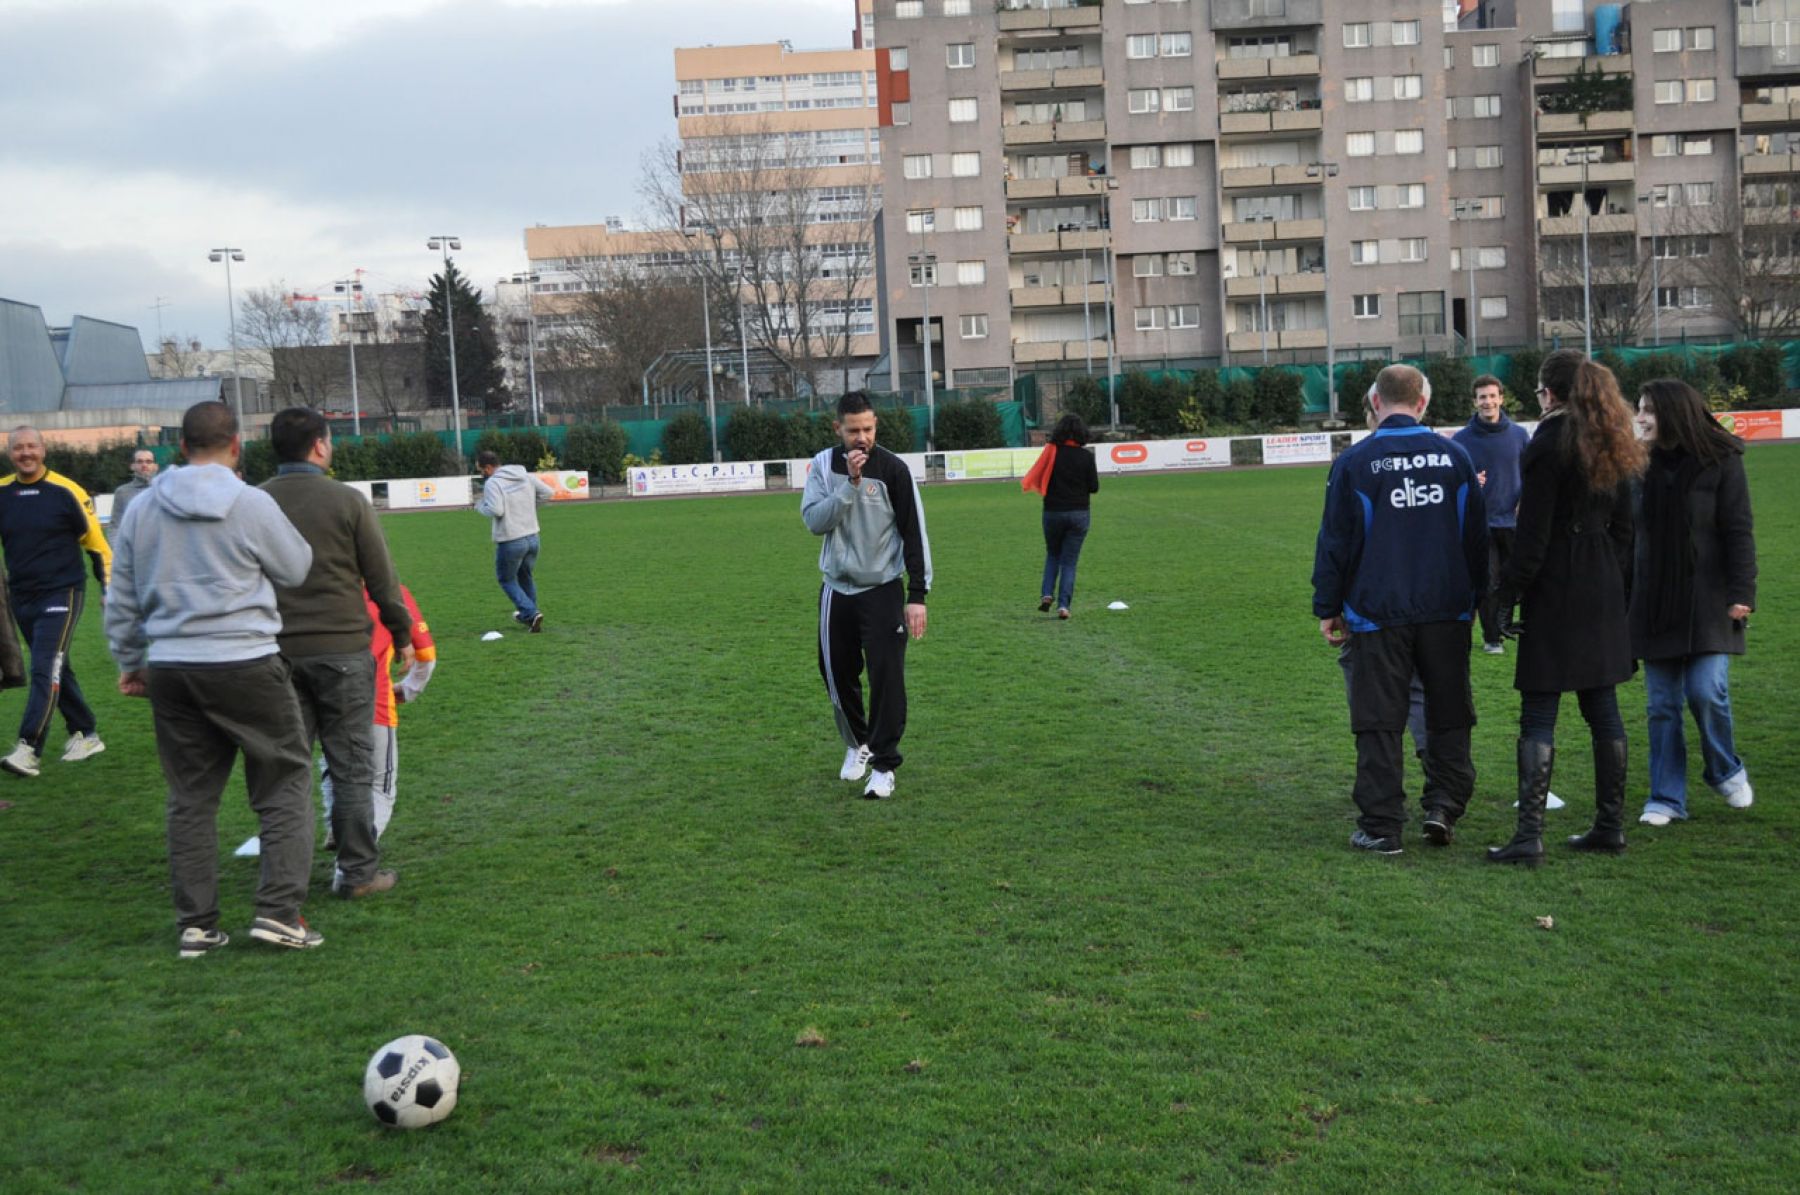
[363,1035,460,1129]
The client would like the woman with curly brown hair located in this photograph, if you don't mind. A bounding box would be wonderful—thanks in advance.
[1487,349,1647,864]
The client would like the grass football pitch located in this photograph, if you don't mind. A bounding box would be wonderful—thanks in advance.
[4,448,1797,1193]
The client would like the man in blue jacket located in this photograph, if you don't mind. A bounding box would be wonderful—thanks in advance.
[1313,365,1489,854]
[1452,374,1530,653]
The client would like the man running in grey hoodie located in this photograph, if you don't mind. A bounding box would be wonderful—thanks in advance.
[474,449,553,632]
[105,401,323,955]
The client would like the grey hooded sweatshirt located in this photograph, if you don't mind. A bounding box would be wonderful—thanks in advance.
[474,464,553,543]
[104,463,313,670]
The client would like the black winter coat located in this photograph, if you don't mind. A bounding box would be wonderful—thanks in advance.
[1493,412,1635,693]
[1628,447,1757,662]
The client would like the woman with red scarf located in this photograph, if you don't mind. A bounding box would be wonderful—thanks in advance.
[1021,413,1099,619]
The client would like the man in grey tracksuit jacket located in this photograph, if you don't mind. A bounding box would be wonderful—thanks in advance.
[474,451,554,631]
[105,401,321,953]
[801,392,931,799]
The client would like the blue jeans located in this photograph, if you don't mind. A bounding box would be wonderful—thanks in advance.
[1643,655,1744,820]
[495,534,540,621]
[1040,510,1091,610]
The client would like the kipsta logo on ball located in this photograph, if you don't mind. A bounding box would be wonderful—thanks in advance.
[363,1034,460,1129]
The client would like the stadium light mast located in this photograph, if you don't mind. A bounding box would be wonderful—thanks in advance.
[1306,162,1340,418]
[426,236,465,470]
[683,227,722,462]
[331,277,364,435]
[506,271,542,425]
[207,248,245,424]
[908,250,938,448]
[1637,193,1662,346]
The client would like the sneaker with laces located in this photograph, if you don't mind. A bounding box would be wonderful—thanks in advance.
[178,927,230,958]
[839,744,873,781]
[1349,829,1403,855]
[1482,642,1505,655]
[1639,810,1673,827]
[61,732,106,763]
[863,769,895,800]
[1,740,40,778]
[249,916,323,950]
[529,612,545,633]
[336,869,399,899]
[1719,770,1754,810]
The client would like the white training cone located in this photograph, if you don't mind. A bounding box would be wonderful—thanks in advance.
[481,631,504,641]
[1107,601,1130,611]
[234,836,261,857]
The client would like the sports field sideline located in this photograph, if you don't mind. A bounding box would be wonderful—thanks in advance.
[4,449,1796,1192]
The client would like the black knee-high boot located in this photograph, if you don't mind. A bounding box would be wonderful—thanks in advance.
[1488,738,1552,865]
[1568,738,1628,853]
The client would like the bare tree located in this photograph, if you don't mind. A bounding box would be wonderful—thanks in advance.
[640,115,880,398]
[531,255,707,412]
[240,283,337,406]
[153,334,207,379]
[1539,237,1655,348]
[1670,184,1800,339]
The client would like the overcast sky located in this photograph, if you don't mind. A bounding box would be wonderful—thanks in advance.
[0,0,856,352]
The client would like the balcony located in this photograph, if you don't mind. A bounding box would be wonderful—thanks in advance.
[1280,329,1327,350]
[1219,109,1320,135]
[1005,177,1059,199]
[1276,273,1326,296]
[1537,212,1636,236]
[1743,153,1800,175]
[1227,330,1278,352]
[1741,101,1800,125]
[1003,123,1055,146]
[1013,339,1064,362]
[1054,66,1103,88]
[1269,55,1322,78]
[1736,44,1800,78]
[1218,54,1320,80]
[1009,231,1062,253]
[1049,6,1101,28]
[1220,217,1324,244]
[1537,160,1634,186]
[1538,110,1633,135]
[1221,165,1275,189]
[1746,204,1800,225]
[1002,119,1105,147]
[1058,176,1109,197]
[1011,286,1063,308]
[1532,55,1627,80]
[1000,69,1052,92]
[1272,109,1322,132]
[1224,276,1265,298]
[1061,228,1108,251]
[1211,0,1323,29]
[1065,283,1107,306]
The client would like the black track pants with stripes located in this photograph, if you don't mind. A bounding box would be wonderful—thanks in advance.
[15,585,96,751]
[818,579,908,773]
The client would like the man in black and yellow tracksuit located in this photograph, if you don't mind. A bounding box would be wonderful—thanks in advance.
[0,426,112,778]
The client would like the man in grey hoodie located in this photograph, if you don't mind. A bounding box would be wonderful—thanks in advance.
[474,449,553,632]
[105,401,324,956]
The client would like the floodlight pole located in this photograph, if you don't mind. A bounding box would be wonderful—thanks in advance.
[332,278,363,435]
[427,236,465,469]
[508,271,542,424]
[207,248,245,424]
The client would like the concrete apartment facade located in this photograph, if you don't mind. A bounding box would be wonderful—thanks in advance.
[873,0,1800,393]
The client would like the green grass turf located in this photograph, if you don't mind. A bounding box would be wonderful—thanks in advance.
[3,448,1796,1193]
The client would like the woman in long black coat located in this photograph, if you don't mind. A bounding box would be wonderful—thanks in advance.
[1488,350,1646,864]
[1630,379,1758,826]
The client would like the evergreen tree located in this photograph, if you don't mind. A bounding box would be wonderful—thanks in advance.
[423,262,509,412]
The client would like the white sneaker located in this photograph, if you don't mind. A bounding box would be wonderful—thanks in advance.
[0,740,39,778]
[61,732,105,763]
[1639,811,1673,827]
[862,769,895,800]
[1719,771,1754,810]
[839,744,873,782]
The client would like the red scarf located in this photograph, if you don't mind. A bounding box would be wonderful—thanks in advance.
[1022,440,1079,495]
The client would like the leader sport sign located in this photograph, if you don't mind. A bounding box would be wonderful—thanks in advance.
[629,462,765,497]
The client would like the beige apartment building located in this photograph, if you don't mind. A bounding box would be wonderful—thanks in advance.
[873,0,1800,395]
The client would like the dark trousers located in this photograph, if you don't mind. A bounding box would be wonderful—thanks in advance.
[150,656,314,930]
[818,579,908,772]
[288,652,381,886]
[1478,526,1517,645]
[1040,509,1091,609]
[14,585,96,750]
[1520,686,1625,746]
[1346,621,1477,839]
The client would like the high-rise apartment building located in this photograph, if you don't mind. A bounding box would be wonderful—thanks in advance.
[872,0,1799,395]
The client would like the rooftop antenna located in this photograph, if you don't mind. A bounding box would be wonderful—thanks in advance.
[149,296,172,346]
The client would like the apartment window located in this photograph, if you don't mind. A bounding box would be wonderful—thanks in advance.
[1394,74,1422,100]
[1347,132,1375,157]
[950,152,980,177]
[1478,246,1506,269]
[1353,294,1380,318]
[956,260,985,286]
[952,205,983,231]
[947,43,974,68]
[1397,291,1445,335]
[1161,33,1193,58]
[1344,23,1371,48]
[1163,143,1195,168]
[1399,237,1427,262]
[1349,186,1376,211]
[1167,195,1197,221]
[1128,88,1161,114]
[1132,198,1162,222]
[1392,21,1420,45]
[1690,79,1716,102]
[1473,44,1499,67]
[1135,307,1164,331]
[1397,184,1425,208]
[895,0,922,17]
[1689,26,1715,50]
[1346,77,1373,102]
[905,209,935,234]
[903,154,933,179]
[1127,34,1158,59]
[889,48,909,71]
[1351,240,1379,264]
[1686,181,1714,205]
[1472,95,1501,118]
[1552,0,1582,33]
[1480,296,1509,320]
[1164,87,1195,111]
[908,261,937,286]
[1133,255,1165,277]
[1168,305,1200,329]
[1167,252,1197,275]
[959,313,987,339]
[1653,28,1681,52]
[1651,134,1679,157]
[1684,135,1713,155]
[1655,81,1682,104]
[948,97,978,123]
[1395,129,1423,155]
[1455,144,1502,169]
[1130,145,1163,169]
[1445,46,1455,69]
[1452,196,1504,219]
[892,102,911,125]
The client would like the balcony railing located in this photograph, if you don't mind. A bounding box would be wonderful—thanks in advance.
[1211,0,1323,30]
[1217,54,1320,80]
